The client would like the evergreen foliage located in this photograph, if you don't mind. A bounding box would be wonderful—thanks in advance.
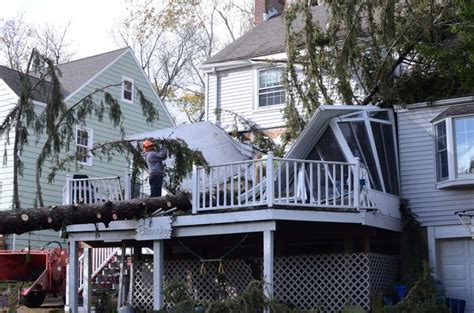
[283,0,474,143]
[159,280,321,313]
[0,49,206,209]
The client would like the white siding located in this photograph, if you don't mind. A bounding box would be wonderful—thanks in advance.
[0,80,17,210]
[397,106,474,226]
[208,66,291,132]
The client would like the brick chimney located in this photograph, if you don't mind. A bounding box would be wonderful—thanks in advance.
[255,0,286,25]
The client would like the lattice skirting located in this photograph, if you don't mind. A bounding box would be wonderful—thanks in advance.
[131,259,254,311]
[273,253,398,312]
[131,253,398,312]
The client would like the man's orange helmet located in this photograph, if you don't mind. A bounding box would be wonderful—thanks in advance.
[143,139,154,149]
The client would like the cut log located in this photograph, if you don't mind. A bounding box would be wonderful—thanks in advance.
[0,192,191,235]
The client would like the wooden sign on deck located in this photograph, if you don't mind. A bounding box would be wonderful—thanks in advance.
[136,217,172,240]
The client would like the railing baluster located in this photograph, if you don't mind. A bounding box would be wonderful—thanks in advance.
[286,161,290,204]
[348,165,352,206]
[325,164,329,205]
[238,164,242,206]
[278,160,282,203]
[294,161,298,203]
[216,167,220,209]
[202,169,206,209]
[354,158,361,211]
[245,164,249,205]
[317,163,321,205]
[260,159,264,204]
[252,162,256,204]
[310,163,314,204]
[231,165,235,207]
[333,164,336,205]
[209,168,213,209]
[223,165,227,206]
[340,164,344,206]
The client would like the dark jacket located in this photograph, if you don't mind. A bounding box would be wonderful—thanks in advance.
[144,147,168,176]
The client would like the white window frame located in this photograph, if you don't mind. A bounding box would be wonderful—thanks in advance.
[255,67,286,110]
[75,125,93,166]
[433,114,474,188]
[121,76,134,104]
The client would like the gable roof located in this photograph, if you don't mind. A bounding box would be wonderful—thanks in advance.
[431,103,474,123]
[0,48,130,101]
[203,5,329,65]
[0,65,50,103]
[57,47,129,97]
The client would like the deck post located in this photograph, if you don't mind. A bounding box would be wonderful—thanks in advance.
[192,165,199,214]
[153,240,165,311]
[354,157,361,211]
[263,230,274,313]
[83,247,92,312]
[117,241,127,309]
[266,152,274,207]
[66,240,79,313]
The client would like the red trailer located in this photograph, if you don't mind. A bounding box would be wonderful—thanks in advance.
[0,247,67,308]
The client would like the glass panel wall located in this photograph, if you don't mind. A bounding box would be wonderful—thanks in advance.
[339,121,383,192]
[371,122,399,195]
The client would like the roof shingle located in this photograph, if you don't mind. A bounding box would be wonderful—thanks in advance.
[203,5,329,65]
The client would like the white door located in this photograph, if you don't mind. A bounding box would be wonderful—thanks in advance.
[439,238,474,312]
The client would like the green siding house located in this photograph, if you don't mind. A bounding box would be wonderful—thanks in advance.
[0,48,174,249]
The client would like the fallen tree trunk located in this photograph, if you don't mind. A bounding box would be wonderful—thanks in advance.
[0,193,191,235]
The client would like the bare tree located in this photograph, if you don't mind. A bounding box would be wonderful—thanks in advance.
[0,15,73,70]
[0,15,34,71]
[34,23,73,65]
[113,0,254,124]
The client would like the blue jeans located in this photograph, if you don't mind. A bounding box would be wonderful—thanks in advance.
[149,175,164,197]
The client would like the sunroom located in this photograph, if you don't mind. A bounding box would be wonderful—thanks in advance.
[65,106,402,312]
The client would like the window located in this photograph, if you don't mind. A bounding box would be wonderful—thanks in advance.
[122,77,134,103]
[435,121,448,181]
[454,116,474,175]
[76,126,93,166]
[433,112,474,187]
[258,67,285,107]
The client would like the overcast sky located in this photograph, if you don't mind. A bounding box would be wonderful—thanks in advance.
[2,0,127,59]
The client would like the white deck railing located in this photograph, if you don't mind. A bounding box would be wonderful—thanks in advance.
[78,247,120,293]
[62,175,129,299]
[62,175,130,205]
[192,153,375,213]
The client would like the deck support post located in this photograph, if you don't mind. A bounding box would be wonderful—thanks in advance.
[117,241,127,309]
[83,246,92,312]
[263,230,274,313]
[153,240,165,311]
[66,240,79,313]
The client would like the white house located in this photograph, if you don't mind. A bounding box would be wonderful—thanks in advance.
[396,96,474,311]
[200,2,329,143]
